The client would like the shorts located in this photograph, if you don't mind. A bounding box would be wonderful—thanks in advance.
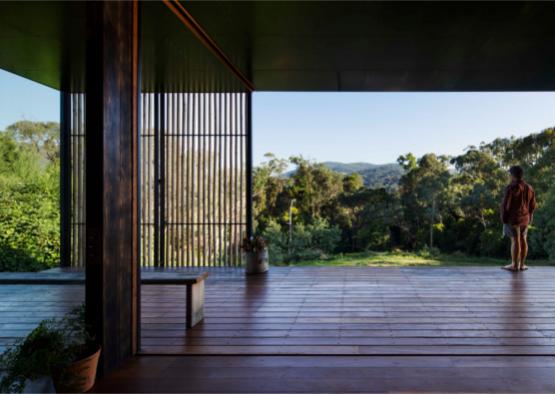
[503,224,528,238]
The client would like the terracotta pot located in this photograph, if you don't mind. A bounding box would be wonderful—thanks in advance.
[245,248,269,274]
[55,346,101,393]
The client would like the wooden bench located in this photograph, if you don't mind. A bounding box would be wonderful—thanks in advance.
[0,271,209,329]
[141,272,208,328]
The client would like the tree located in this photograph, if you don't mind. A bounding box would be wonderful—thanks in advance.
[342,173,364,193]
[252,153,289,232]
[450,149,507,256]
[529,184,555,260]
[254,125,555,263]
[289,156,344,223]
[0,122,60,271]
[5,121,60,163]
[398,153,450,249]
[349,188,400,251]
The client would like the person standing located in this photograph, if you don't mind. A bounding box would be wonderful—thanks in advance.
[501,165,536,271]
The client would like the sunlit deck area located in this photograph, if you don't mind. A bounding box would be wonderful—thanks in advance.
[3,266,555,392]
[143,266,555,356]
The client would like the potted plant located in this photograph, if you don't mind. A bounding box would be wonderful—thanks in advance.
[0,304,100,393]
[242,236,269,274]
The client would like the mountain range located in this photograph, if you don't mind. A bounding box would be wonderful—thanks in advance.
[322,162,404,189]
[284,161,404,190]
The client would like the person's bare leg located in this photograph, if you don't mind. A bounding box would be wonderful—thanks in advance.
[504,235,520,271]
[513,234,521,267]
[519,233,528,270]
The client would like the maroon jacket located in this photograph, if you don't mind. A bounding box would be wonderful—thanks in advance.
[500,180,536,226]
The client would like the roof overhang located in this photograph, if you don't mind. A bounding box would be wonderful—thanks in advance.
[1,1,555,92]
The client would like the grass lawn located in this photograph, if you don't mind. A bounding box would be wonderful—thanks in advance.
[274,250,554,267]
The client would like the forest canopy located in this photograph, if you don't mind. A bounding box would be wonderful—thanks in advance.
[254,127,555,263]
[0,120,554,271]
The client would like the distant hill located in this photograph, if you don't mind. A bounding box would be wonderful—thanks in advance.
[284,161,404,190]
[322,162,404,190]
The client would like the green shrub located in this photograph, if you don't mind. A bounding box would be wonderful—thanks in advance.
[417,245,441,258]
[0,125,61,272]
[529,186,555,261]
[0,170,60,271]
[479,228,507,258]
[451,250,467,259]
[262,218,341,264]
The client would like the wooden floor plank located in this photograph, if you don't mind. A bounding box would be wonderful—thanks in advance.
[6,267,555,392]
[91,355,555,393]
[138,266,555,356]
[2,267,555,357]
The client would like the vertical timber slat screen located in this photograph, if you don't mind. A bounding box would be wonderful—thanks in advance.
[141,93,156,267]
[64,92,248,268]
[64,93,86,267]
[140,92,248,267]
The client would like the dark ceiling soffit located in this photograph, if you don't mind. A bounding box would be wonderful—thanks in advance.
[162,0,254,92]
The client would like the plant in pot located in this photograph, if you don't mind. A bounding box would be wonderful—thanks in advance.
[242,236,269,274]
[0,304,100,393]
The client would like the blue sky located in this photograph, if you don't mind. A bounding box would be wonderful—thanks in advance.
[2,68,555,165]
[0,69,59,129]
[254,92,555,165]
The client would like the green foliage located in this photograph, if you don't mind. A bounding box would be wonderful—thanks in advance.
[5,121,60,163]
[0,320,66,393]
[0,305,93,393]
[342,173,364,193]
[288,156,344,222]
[337,187,400,251]
[529,183,555,260]
[0,122,60,271]
[263,218,341,263]
[324,162,403,190]
[397,153,451,249]
[252,153,290,232]
[416,245,441,259]
[255,127,555,263]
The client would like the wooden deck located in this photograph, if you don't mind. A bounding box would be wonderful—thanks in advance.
[91,354,555,393]
[142,266,555,356]
[3,266,555,392]
[0,283,83,353]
